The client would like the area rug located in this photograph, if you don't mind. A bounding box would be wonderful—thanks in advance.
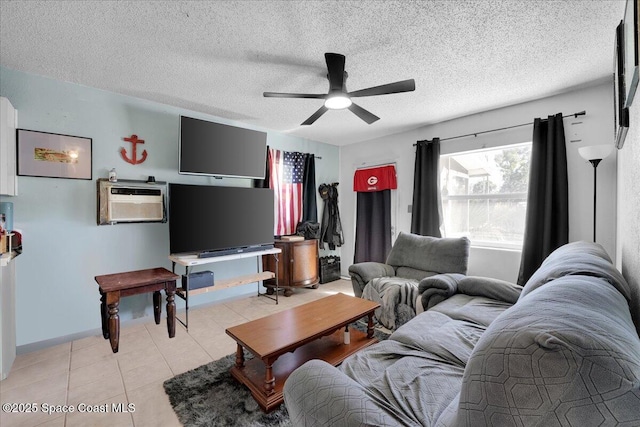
[163,322,390,427]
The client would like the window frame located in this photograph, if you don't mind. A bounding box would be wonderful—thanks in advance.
[440,142,532,250]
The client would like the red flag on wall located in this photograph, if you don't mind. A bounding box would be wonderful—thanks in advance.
[269,148,304,236]
[353,165,397,192]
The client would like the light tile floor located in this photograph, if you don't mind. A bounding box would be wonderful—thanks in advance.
[0,279,354,427]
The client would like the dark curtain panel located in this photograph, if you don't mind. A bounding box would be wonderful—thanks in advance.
[411,138,442,237]
[517,113,569,285]
[354,189,392,263]
[301,154,317,222]
[253,145,270,188]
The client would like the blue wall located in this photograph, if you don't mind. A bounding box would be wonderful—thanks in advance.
[0,66,340,347]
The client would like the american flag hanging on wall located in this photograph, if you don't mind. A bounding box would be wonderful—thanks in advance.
[269,148,304,236]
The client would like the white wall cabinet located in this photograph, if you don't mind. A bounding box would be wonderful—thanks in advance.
[0,97,18,196]
[0,257,16,380]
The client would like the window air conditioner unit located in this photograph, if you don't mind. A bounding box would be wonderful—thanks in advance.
[97,179,166,225]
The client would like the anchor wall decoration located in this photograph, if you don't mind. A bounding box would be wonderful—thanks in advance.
[121,134,148,165]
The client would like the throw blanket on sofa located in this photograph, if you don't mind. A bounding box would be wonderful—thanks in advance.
[362,277,419,330]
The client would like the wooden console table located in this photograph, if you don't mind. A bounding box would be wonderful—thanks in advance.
[94,267,179,353]
[169,247,281,330]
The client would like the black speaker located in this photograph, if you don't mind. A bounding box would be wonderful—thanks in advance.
[181,271,214,290]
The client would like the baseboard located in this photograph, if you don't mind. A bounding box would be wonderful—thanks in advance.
[16,316,152,355]
[17,286,264,355]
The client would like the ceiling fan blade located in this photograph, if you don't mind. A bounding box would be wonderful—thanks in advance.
[348,102,380,124]
[348,79,416,98]
[263,92,326,99]
[325,53,346,91]
[301,106,329,125]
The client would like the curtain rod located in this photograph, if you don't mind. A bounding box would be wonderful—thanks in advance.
[415,110,586,144]
[267,146,321,159]
[356,161,397,170]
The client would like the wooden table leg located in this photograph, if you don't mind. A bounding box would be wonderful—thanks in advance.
[100,292,109,339]
[235,344,245,368]
[165,285,176,338]
[153,291,161,325]
[106,291,120,353]
[367,312,375,339]
[264,358,276,396]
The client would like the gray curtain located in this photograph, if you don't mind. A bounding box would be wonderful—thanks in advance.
[301,154,317,223]
[411,138,442,237]
[354,190,392,263]
[517,113,569,285]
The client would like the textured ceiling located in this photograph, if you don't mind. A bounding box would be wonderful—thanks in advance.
[0,1,625,146]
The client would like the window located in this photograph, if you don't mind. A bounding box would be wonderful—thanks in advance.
[440,143,531,249]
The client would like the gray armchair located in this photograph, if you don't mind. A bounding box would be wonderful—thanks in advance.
[349,232,471,297]
[348,232,470,329]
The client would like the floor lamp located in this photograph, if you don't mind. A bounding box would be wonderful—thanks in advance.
[578,145,613,242]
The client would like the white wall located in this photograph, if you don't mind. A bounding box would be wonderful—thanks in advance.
[616,95,640,334]
[340,81,616,283]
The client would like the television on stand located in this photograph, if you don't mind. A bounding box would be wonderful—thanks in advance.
[168,184,274,257]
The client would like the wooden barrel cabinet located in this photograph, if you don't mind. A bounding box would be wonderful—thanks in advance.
[263,239,319,296]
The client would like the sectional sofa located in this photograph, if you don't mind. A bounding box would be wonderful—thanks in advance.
[284,241,640,426]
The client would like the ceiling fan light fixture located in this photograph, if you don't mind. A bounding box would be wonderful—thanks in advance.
[324,94,352,110]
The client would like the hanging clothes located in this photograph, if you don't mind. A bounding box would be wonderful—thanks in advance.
[319,183,344,250]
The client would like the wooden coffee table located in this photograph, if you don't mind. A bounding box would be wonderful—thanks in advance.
[225,292,380,412]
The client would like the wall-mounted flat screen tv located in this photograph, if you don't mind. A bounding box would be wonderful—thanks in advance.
[169,183,274,256]
[179,116,267,179]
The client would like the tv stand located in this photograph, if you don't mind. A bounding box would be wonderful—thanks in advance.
[169,247,281,330]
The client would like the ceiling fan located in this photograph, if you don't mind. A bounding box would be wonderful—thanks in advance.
[263,53,416,125]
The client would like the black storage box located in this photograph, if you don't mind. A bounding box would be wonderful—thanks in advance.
[182,270,214,290]
[319,256,341,284]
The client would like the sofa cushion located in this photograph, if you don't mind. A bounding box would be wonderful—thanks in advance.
[386,232,470,275]
[430,294,514,328]
[520,240,640,337]
[284,359,414,427]
[458,274,640,426]
[395,266,437,281]
[389,310,486,366]
[340,311,485,425]
[417,274,521,315]
[417,273,464,311]
[457,276,522,304]
[520,241,631,301]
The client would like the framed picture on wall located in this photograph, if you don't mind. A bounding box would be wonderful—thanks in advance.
[615,22,630,149]
[17,129,92,180]
[623,0,639,108]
